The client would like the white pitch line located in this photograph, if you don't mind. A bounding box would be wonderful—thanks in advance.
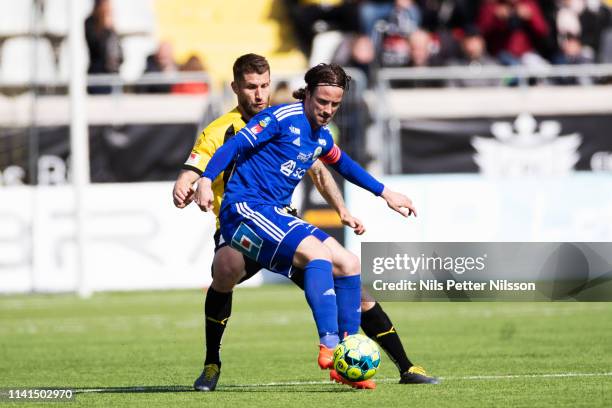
[444,372,612,381]
[73,372,612,393]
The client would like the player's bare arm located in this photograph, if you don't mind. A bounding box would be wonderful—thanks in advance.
[172,169,200,208]
[380,187,417,218]
[308,161,365,235]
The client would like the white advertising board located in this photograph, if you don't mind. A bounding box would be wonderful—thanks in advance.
[0,182,263,293]
[345,173,612,256]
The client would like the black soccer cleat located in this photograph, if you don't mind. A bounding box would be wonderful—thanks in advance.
[194,363,221,391]
[399,365,440,384]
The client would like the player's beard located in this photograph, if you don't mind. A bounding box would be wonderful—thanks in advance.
[247,102,266,117]
[238,94,268,119]
[250,95,269,116]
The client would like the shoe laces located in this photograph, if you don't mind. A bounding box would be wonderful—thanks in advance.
[408,365,427,376]
[204,364,219,380]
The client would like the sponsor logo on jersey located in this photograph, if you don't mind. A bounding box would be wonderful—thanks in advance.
[313,146,323,161]
[292,137,301,146]
[289,125,301,135]
[280,160,296,176]
[318,138,327,146]
[250,116,271,135]
[260,116,271,127]
[185,152,200,166]
[297,152,313,163]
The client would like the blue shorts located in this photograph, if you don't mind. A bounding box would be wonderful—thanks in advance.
[219,202,330,276]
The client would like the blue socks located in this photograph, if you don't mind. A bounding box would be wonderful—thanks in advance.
[303,260,362,347]
[334,275,361,337]
[303,259,339,348]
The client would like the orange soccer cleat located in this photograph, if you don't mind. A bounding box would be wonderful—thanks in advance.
[317,344,335,370]
[329,369,376,390]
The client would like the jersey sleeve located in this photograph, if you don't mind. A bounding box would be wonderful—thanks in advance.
[202,112,279,181]
[235,112,279,149]
[182,128,223,174]
[319,128,340,164]
[320,138,384,196]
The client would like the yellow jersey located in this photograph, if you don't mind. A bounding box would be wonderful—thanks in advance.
[182,107,247,228]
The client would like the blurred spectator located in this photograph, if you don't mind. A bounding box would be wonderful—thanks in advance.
[171,55,209,95]
[359,0,395,37]
[332,34,376,80]
[378,1,422,69]
[408,29,442,66]
[284,0,359,56]
[387,0,423,36]
[387,30,444,87]
[418,0,479,32]
[380,32,410,66]
[447,26,502,87]
[85,0,123,94]
[552,32,594,84]
[477,0,551,67]
[141,41,178,93]
[575,0,611,61]
[557,1,582,37]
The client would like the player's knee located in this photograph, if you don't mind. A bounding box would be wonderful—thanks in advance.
[212,251,245,291]
[211,262,243,291]
[361,287,375,304]
[312,244,332,263]
[334,253,361,277]
[361,300,376,312]
[294,237,332,267]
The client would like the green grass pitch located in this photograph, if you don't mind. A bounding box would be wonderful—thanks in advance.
[1,285,611,407]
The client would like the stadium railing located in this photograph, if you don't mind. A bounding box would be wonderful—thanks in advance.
[374,64,612,174]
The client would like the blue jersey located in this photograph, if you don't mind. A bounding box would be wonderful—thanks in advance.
[201,101,384,275]
[222,102,335,207]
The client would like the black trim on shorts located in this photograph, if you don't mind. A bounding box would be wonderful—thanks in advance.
[212,229,263,284]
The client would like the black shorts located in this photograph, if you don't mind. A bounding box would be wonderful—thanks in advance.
[213,229,262,284]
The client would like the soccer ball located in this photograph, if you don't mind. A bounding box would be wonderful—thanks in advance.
[333,334,381,381]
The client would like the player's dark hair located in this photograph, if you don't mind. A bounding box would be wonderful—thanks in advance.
[292,64,351,100]
[233,53,270,83]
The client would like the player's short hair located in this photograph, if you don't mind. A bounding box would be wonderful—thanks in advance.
[293,64,351,100]
[233,54,270,83]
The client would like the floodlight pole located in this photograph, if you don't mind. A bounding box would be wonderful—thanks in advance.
[69,0,91,298]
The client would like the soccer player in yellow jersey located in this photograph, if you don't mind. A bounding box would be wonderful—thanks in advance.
[172,54,437,391]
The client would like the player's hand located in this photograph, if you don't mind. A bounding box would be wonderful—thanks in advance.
[194,177,214,212]
[340,212,366,235]
[172,179,195,208]
[381,188,417,218]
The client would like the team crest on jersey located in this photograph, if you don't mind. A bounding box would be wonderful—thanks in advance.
[185,152,200,166]
[289,125,301,135]
[250,116,271,135]
[231,223,263,260]
[313,146,323,161]
[318,138,327,146]
[297,152,313,163]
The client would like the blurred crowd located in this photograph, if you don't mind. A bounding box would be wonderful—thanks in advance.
[285,0,612,86]
[85,0,208,94]
[84,0,612,91]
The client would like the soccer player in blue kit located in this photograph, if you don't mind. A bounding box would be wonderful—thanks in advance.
[196,64,417,389]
